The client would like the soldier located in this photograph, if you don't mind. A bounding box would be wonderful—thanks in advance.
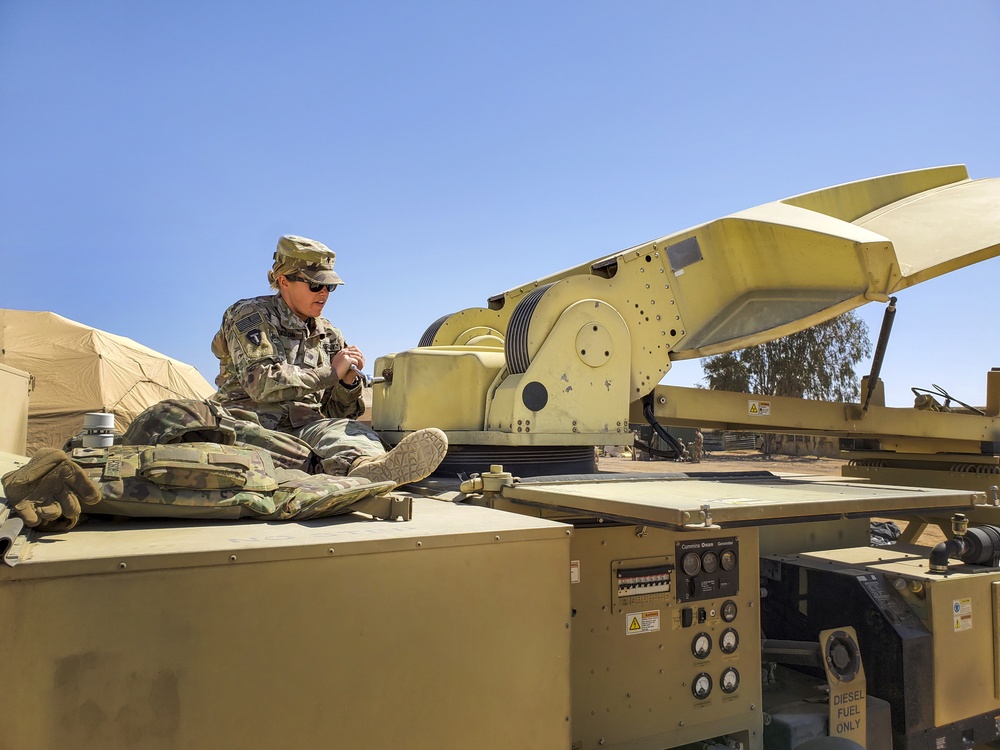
[676,439,690,463]
[690,429,704,463]
[211,235,447,488]
[1,238,449,532]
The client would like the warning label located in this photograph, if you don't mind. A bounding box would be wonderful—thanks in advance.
[953,598,972,631]
[570,560,581,584]
[748,400,771,417]
[626,610,661,635]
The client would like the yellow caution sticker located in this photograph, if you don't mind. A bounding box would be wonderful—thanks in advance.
[953,598,973,631]
[626,610,660,635]
[748,400,771,417]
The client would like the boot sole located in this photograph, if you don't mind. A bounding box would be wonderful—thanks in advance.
[349,428,448,487]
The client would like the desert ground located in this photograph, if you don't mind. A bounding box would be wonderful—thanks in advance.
[598,449,845,477]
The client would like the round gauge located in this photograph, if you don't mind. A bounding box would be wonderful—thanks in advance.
[692,632,712,659]
[692,672,713,700]
[720,667,740,694]
[720,549,737,571]
[682,552,702,576]
[720,627,739,654]
[702,551,719,574]
[721,600,738,622]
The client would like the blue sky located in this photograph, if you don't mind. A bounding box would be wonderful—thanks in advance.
[2,1,998,408]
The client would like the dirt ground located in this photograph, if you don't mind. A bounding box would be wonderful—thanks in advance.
[598,449,845,477]
[597,450,946,545]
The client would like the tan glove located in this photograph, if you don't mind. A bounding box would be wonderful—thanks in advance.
[1,448,101,531]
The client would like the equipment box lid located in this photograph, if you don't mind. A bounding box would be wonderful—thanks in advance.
[501,473,983,529]
[1,497,569,581]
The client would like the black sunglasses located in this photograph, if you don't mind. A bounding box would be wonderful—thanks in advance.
[285,274,337,293]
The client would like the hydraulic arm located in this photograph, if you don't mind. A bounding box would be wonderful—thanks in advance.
[373,165,1000,462]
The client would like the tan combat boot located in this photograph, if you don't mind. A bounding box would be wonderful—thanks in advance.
[348,428,448,488]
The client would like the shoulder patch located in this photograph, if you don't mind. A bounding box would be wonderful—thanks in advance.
[235,311,264,334]
[229,309,274,361]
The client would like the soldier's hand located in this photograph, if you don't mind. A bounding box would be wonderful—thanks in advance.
[1,449,101,531]
[342,344,365,370]
[333,345,365,383]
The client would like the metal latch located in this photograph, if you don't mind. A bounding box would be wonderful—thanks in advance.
[349,493,412,522]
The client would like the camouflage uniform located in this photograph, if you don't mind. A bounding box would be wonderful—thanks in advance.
[211,240,385,475]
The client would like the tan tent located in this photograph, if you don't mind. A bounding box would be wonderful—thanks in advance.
[0,309,215,455]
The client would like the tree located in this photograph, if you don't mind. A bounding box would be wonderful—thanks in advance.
[701,312,873,453]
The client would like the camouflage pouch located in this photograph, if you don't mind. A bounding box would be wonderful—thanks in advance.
[72,444,281,520]
[67,445,392,522]
[135,445,278,491]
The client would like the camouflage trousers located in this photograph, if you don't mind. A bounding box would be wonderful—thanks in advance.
[291,418,385,475]
[123,398,385,477]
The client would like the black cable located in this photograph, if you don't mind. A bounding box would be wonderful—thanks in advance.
[640,395,685,459]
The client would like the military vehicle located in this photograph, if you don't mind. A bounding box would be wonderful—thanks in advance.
[2,164,1000,750]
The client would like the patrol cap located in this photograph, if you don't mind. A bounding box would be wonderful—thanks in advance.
[273,235,344,286]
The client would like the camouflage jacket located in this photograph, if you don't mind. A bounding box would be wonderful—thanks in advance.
[211,294,363,430]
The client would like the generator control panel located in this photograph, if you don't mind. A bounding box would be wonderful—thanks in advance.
[569,524,761,750]
[676,537,740,602]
